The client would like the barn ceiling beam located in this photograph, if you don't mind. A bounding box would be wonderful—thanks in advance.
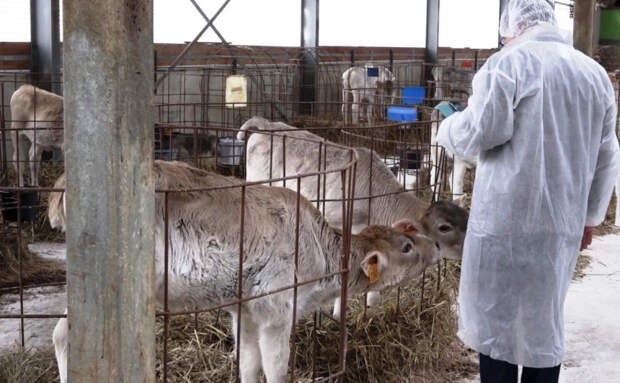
[63,0,156,381]
[30,0,61,94]
[155,0,231,89]
[190,0,229,44]
[300,0,319,115]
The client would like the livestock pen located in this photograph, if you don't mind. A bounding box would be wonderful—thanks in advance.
[0,42,491,382]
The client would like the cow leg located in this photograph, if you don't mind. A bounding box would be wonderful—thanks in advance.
[366,95,374,126]
[229,311,263,383]
[29,143,43,186]
[351,91,361,124]
[366,291,381,307]
[53,314,68,383]
[258,320,292,383]
[452,158,467,200]
[11,128,26,187]
[332,297,342,321]
[342,88,349,124]
[238,316,262,383]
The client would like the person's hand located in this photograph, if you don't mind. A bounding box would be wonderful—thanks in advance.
[580,226,594,251]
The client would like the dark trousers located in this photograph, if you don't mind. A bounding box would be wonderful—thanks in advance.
[479,353,561,383]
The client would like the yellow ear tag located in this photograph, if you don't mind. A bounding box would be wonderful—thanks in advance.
[368,260,379,284]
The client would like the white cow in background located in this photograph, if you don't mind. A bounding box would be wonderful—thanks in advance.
[342,65,396,124]
[430,66,477,199]
[10,84,64,186]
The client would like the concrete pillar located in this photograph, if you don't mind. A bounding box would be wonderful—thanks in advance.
[573,0,597,56]
[30,0,61,93]
[63,1,155,382]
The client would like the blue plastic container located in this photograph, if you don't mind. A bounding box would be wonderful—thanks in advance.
[387,106,418,122]
[402,86,425,105]
[366,67,379,77]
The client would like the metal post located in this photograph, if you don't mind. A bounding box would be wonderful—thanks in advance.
[499,0,510,47]
[30,0,61,94]
[425,0,440,101]
[425,0,440,65]
[63,1,155,382]
[573,0,597,56]
[300,0,319,115]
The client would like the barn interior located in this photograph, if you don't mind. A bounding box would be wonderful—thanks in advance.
[0,1,618,382]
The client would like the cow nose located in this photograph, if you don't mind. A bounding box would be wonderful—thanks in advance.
[434,241,440,251]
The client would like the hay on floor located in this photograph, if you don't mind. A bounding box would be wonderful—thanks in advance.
[0,347,58,383]
[1,161,66,243]
[0,264,471,383]
[156,262,474,383]
[0,233,65,289]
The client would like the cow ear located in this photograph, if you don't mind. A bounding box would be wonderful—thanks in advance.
[392,219,418,235]
[360,251,386,284]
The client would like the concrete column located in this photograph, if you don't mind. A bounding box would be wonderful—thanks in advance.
[573,0,597,56]
[30,0,61,93]
[63,1,155,382]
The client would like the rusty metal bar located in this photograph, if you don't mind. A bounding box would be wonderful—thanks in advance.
[282,135,287,188]
[337,169,348,378]
[316,141,322,211]
[269,134,274,185]
[163,192,170,383]
[236,185,246,383]
[289,177,302,382]
[17,188,24,347]
[0,83,6,184]
[156,269,349,317]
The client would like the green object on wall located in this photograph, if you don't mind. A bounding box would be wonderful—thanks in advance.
[600,9,620,41]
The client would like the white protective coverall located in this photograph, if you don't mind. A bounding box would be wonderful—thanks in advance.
[437,21,619,370]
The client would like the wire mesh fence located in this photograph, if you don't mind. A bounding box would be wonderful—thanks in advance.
[0,48,491,381]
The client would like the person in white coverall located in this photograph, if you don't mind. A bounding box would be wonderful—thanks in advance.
[436,0,619,382]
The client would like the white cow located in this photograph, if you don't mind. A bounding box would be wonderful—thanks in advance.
[50,160,443,383]
[238,117,468,319]
[342,65,396,124]
[10,84,64,186]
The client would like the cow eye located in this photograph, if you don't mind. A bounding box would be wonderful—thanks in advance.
[402,242,413,253]
[438,224,452,233]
